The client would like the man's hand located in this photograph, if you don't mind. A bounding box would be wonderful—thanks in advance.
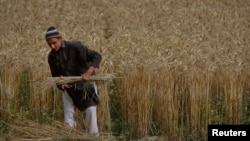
[61,83,72,90]
[81,66,95,81]
[82,72,91,81]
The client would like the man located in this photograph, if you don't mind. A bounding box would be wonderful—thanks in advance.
[45,26,102,136]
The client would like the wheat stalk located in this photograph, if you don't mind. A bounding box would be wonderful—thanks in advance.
[34,73,117,91]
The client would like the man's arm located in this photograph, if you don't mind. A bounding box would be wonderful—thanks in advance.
[81,66,95,81]
[74,41,102,69]
[74,41,102,81]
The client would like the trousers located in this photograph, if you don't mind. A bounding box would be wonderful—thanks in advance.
[62,89,99,135]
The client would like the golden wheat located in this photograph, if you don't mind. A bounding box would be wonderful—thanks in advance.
[34,73,117,91]
[0,0,250,140]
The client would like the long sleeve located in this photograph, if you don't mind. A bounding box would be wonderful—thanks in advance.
[48,51,61,77]
[74,41,102,69]
[48,51,64,90]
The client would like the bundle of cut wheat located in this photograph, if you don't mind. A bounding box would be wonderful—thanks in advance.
[1,119,119,141]
[34,73,117,91]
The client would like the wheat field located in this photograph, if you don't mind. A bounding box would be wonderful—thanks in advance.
[0,0,250,140]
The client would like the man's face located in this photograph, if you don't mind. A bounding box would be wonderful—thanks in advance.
[46,37,62,52]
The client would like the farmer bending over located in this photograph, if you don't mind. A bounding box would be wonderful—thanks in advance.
[45,26,102,137]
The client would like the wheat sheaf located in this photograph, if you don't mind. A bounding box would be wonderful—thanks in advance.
[35,74,117,91]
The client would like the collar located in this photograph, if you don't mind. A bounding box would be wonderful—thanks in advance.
[62,40,66,48]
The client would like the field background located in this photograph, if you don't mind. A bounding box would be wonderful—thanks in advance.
[0,0,250,140]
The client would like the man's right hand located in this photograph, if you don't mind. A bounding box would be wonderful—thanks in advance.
[62,83,73,90]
